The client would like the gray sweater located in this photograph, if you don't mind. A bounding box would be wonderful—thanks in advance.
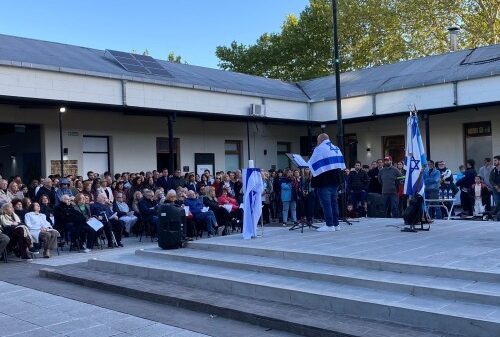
[378,166,402,194]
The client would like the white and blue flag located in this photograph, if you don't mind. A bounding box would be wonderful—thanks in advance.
[404,114,427,196]
[242,168,264,240]
[308,140,346,177]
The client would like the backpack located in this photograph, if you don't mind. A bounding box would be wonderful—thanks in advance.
[402,194,430,232]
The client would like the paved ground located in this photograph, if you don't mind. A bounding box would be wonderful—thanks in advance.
[201,217,500,273]
[1,235,300,337]
[0,281,210,337]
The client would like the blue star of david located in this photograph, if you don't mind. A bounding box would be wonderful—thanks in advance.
[326,141,339,153]
[409,155,420,171]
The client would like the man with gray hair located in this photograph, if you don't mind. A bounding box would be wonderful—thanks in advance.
[91,193,124,248]
[0,179,10,206]
[35,178,57,206]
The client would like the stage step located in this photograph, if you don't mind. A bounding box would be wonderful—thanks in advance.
[135,247,500,306]
[84,252,500,337]
[39,264,455,337]
[188,240,500,283]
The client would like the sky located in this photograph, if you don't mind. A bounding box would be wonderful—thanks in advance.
[0,0,309,69]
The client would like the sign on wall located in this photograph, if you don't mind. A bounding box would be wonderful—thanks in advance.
[51,160,78,176]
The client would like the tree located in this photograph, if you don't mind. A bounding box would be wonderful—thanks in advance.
[215,0,499,81]
[168,51,183,63]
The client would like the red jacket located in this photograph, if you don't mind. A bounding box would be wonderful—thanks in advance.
[218,195,238,212]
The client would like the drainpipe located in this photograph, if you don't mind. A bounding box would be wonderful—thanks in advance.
[121,80,127,106]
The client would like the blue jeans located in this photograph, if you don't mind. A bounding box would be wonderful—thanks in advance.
[493,189,500,217]
[195,211,217,234]
[317,185,339,227]
[282,200,297,223]
[382,193,399,218]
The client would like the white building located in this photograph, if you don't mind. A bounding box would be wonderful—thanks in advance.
[0,34,498,180]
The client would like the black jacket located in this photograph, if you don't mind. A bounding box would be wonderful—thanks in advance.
[490,167,500,188]
[311,169,342,188]
[348,169,369,192]
[368,168,382,193]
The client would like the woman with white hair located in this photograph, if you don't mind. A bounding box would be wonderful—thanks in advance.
[113,192,138,235]
[24,202,60,258]
[0,202,34,261]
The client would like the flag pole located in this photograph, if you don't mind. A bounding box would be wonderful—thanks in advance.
[331,0,343,153]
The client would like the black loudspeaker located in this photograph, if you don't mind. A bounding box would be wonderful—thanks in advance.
[158,203,185,249]
[366,193,386,218]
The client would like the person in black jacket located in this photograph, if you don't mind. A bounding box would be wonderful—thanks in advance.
[90,194,124,248]
[456,159,477,216]
[35,178,57,206]
[311,133,343,232]
[348,161,369,213]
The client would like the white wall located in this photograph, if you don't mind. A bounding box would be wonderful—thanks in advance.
[322,105,499,171]
[0,66,122,105]
[0,105,306,176]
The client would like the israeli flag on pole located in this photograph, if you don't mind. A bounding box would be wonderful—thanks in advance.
[308,140,346,177]
[404,113,427,196]
[242,168,263,240]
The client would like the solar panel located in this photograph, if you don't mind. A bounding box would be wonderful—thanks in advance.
[148,68,174,77]
[106,49,173,78]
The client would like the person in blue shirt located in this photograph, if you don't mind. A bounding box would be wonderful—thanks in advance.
[184,190,221,237]
[280,170,297,226]
[423,160,442,219]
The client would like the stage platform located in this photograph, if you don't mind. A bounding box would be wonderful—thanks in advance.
[40,218,500,337]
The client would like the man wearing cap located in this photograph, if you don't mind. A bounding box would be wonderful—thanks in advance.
[55,178,75,206]
[378,156,402,218]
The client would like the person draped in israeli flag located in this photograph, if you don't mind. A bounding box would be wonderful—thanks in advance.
[308,133,346,232]
[242,168,264,240]
[404,113,427,196]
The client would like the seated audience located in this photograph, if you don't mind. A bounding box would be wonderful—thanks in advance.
[185,190,220,237]
[138,189,159,236]
[90,193,124,248]
[72,193,95,252]
[0,202,33,260]
[113,192,138,235]
[24,202,60,258]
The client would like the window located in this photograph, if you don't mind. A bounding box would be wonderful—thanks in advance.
[225,140,242,172]
[382,135,405,164]
[83,136,109,175]
[277,142,291,169]
[464,121,492,167]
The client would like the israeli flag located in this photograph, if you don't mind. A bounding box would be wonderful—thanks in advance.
[308,140,346,177]
[242,168,264,240]
[404,114,427,196]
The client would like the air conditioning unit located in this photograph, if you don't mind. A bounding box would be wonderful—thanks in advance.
[250,104,265,117]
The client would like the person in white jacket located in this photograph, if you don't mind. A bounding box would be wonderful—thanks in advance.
[24,202,60,258]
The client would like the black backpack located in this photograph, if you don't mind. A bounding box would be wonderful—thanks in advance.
[402,194,430,232]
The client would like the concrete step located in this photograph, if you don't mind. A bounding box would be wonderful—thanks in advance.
[87,253,500,337]
[135,247,500,306]
[39,264,457,337]
[189,241,500,283]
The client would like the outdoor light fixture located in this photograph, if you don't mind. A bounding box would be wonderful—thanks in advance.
[59,107,66,113]
[366,147,371,152]
[10,153,16,160]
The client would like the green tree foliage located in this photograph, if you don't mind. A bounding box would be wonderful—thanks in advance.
[168,51,183,63]
[215,0,499,81]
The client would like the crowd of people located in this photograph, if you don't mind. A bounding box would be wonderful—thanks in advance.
[0,153,498,261]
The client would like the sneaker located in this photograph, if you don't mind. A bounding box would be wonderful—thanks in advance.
[316,225,336,232]
[117,243,124,247]
[81,248,91,253]
[22,256,33,262]
[282,223,287,227]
